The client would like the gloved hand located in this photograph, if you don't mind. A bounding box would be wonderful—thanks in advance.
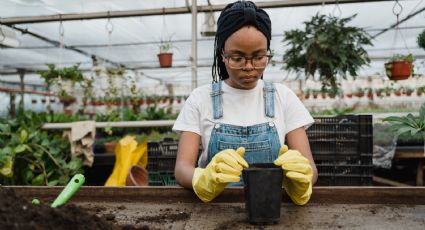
[274,145,313,205]
[192,147,248,202]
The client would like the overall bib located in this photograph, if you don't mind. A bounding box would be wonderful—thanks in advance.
[207,81,282,185]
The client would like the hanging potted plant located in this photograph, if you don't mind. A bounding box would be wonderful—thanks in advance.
[157,40,173,68]
[384,54,414,81]
[282,14,372,96]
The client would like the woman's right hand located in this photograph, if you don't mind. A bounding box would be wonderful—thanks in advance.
[192,147,248,202]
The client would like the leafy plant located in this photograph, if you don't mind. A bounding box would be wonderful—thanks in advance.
[282,14,372,95]
[38,64,84,86]
[159,40,174,53]
[0,109,83,185]
[418,29,425,50]
[383,103,425,151]
[387,53,415,63]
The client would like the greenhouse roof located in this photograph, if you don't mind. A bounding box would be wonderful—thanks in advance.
[0,0,424,90]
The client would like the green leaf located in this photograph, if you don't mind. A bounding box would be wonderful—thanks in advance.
[0,123,10,133]
[48,180,59,186]
[19,129,28,144]
[31,174,45,186]
[66,159,83,171]
[0,156,13,177]
[14,144,27,154]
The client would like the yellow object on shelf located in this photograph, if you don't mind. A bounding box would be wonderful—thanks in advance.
[105,136,148,186]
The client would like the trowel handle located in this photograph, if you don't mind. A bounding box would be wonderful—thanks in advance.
[51,174,85,208]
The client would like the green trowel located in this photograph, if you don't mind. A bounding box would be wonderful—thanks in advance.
[51,174,85,208]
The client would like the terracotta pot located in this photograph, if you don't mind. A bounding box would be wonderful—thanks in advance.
[104,141,117,154]
[157,53,173,68]
[126,165,149,186]
[385,61,413,80]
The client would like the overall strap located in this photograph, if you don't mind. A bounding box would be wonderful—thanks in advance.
[210,81,223,119]
[263,81,275,118]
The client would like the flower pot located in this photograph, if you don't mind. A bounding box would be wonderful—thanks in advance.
[104,141,117,154]
[385,61,413,80]
[157,53,173,68]
[242,163,283,225]
[126,165,149,186]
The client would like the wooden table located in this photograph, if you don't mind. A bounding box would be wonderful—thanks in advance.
[394,146,425,186]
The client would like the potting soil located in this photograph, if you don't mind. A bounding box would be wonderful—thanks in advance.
[0,186,145,230]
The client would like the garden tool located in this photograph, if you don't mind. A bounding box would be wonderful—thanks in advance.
[274,145,313,205]
[104,136,148,186]
[51,174,85,208]
[192,147,248,202]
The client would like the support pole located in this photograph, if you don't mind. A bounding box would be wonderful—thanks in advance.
[18,68,25,110]
[191,0,198,91]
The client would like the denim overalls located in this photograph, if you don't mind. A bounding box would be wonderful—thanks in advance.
[206,81,282,185]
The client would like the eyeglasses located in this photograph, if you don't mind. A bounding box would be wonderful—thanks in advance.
[222,53,273,70]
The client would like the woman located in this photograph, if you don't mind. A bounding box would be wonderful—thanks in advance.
[173,1,317,205]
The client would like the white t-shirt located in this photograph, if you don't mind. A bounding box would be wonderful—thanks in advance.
[172,80,314,167]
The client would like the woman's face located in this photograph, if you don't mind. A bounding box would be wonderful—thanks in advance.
[223,26,268,90]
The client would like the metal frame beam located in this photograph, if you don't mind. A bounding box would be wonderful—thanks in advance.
[0,0,391,25]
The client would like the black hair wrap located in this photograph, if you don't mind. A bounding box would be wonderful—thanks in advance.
[212,1,272,82]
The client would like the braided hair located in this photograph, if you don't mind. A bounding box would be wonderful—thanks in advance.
[212,1,272,82]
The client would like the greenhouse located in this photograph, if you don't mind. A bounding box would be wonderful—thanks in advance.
[1,0,425,229]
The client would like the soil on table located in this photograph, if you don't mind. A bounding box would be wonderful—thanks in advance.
[0,186,145,230]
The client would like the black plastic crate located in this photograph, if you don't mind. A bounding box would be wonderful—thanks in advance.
[148,138,179,156]
[148,171,176,186]
[148,156,176,172]
[308,115,373,186]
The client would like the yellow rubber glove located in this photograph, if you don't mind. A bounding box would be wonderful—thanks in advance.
[274,145,313,205]
[192,147,248,202]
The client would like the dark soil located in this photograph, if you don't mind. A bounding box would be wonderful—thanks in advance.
[136,211,190,223]
[0,186,145,230]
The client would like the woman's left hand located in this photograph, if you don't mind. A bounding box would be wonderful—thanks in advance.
[274,145,313,205]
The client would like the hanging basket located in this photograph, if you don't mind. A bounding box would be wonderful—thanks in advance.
[384,61,413,80]
[157,53,173,68]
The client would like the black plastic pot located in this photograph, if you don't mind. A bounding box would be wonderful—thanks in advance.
[242,163,283,225]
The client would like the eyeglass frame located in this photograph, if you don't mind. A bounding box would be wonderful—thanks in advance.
[221,51,273,70]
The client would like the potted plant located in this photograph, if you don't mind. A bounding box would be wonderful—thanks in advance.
[375,88,384,97]
[403,86,414,96]
[282,14,372,96]
[384,54,414,81]
[384,86,393,96]
[417,86,425,96]
[383,102,425,155]
[157,40,173,68]
[354,87,365,98]
[393,87,402,96]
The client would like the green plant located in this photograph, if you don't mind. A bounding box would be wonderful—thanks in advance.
[38,64,84,86]
[282,14,372,94]
[383,103,425,152]
[0,109,83,185]
[322,107,354,116]
[418,29,425,50]
[387,54,415,63]
[159,40,173,53]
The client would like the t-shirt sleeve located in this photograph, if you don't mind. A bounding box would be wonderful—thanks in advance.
[172,93,202,135]
[283,87,315,134]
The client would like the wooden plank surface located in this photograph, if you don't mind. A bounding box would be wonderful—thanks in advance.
[8,186,425,205]
[6,186,425,229]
